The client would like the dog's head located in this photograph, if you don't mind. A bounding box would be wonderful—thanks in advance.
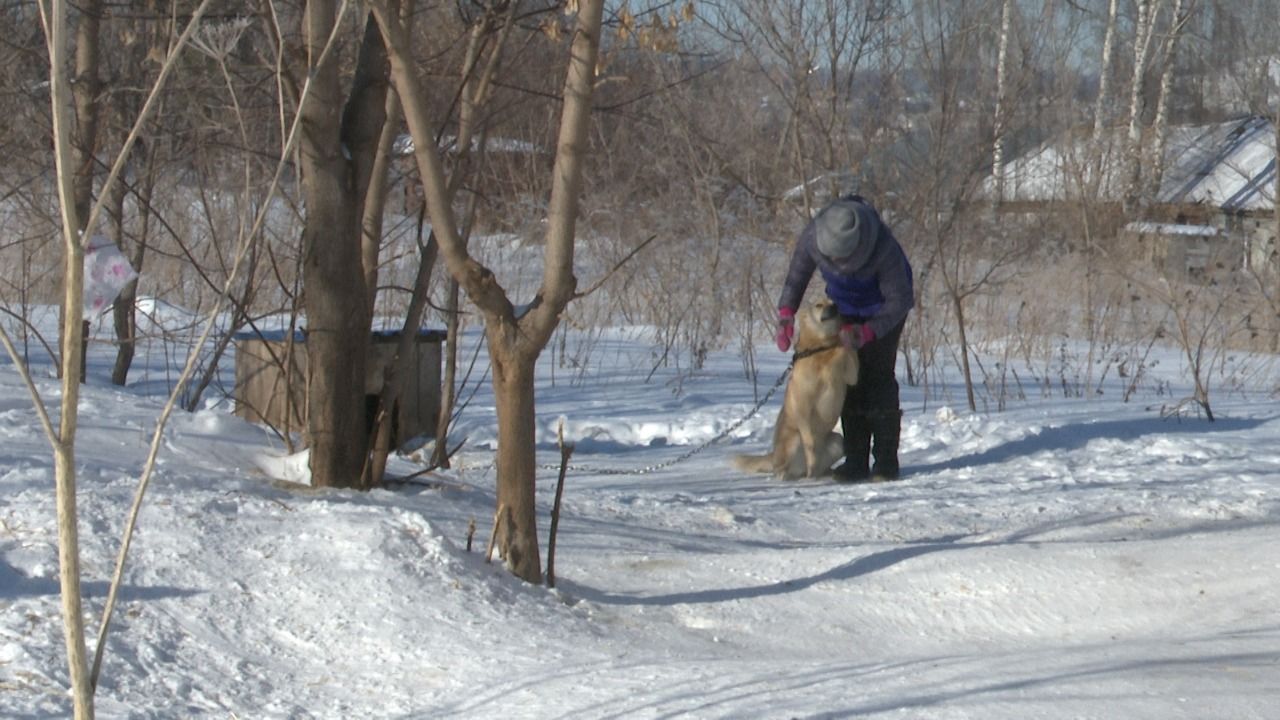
[794,299,842,352]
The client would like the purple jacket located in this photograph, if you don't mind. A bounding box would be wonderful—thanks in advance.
[778,197,914,339]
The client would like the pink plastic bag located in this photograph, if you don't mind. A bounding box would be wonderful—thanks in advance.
[83,235,138,316]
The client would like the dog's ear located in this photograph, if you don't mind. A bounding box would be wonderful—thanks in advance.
[791,304,812,349]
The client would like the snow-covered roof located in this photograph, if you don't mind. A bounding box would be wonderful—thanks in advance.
[1123,221,1219,237]
[1156,116,1276,211]
[988,116,1277,211]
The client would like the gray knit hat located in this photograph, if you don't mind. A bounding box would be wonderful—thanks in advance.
[815,200,872,262]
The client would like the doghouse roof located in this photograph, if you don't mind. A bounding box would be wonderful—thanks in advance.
[233,328,446,343]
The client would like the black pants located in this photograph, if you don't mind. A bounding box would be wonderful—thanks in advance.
[846,318,904,417]
[839,318,905,477]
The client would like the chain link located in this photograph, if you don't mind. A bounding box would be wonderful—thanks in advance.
[539,363,793,476]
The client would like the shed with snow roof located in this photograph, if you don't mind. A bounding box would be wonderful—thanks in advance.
[1121,221,1231,279]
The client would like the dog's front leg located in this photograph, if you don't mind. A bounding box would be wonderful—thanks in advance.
[796,414,819,478]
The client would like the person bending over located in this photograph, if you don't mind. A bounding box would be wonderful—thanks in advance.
[774,195,914,482]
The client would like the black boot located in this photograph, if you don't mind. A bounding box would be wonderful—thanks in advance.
[870,409,903,481]
[833,412,872,482]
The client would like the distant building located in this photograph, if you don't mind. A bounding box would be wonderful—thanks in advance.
[986,115,1277,279]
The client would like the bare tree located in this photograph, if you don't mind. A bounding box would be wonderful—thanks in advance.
[107,1,170,386]
[897,0,1030,411]
[705,1,896,213]
[371,0,605,582]
[287,2,398,488]
[1073,0,1128,395]
[371,1,521,482]
[1145,0,1193,197]
[39,0,95,713]
[1212,1,1280,305]
[2,5,274,714]
[1219,2,1280,348]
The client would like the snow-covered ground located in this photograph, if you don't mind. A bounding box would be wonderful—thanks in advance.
[2,314,1278,719]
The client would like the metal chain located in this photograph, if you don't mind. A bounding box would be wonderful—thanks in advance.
[539,362,794,476]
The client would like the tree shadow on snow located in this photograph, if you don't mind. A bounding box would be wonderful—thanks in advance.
[564,541,966,607]
[0,560,201,602]
[907,414,1274,477]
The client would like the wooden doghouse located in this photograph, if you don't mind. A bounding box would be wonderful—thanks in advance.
[233,328,446,448]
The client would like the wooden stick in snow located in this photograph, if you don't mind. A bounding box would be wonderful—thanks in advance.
[546,421,574,588]
[485,504,505,564]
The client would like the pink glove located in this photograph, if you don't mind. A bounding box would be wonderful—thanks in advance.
[840,323,875,350]
[775,308,795,352]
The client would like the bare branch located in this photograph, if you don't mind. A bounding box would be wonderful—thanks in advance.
[573,234,659,299]
[0,325,60,447]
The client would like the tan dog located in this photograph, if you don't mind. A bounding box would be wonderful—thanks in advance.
[733,299,859,479]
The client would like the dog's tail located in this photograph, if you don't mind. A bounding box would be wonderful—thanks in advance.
[731,453,775,474]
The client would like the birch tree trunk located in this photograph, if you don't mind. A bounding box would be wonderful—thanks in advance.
[1123,0,1159,213]
[1089,0,1120,198]
[991,0,1014,205]
[1147,0,1188,198]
